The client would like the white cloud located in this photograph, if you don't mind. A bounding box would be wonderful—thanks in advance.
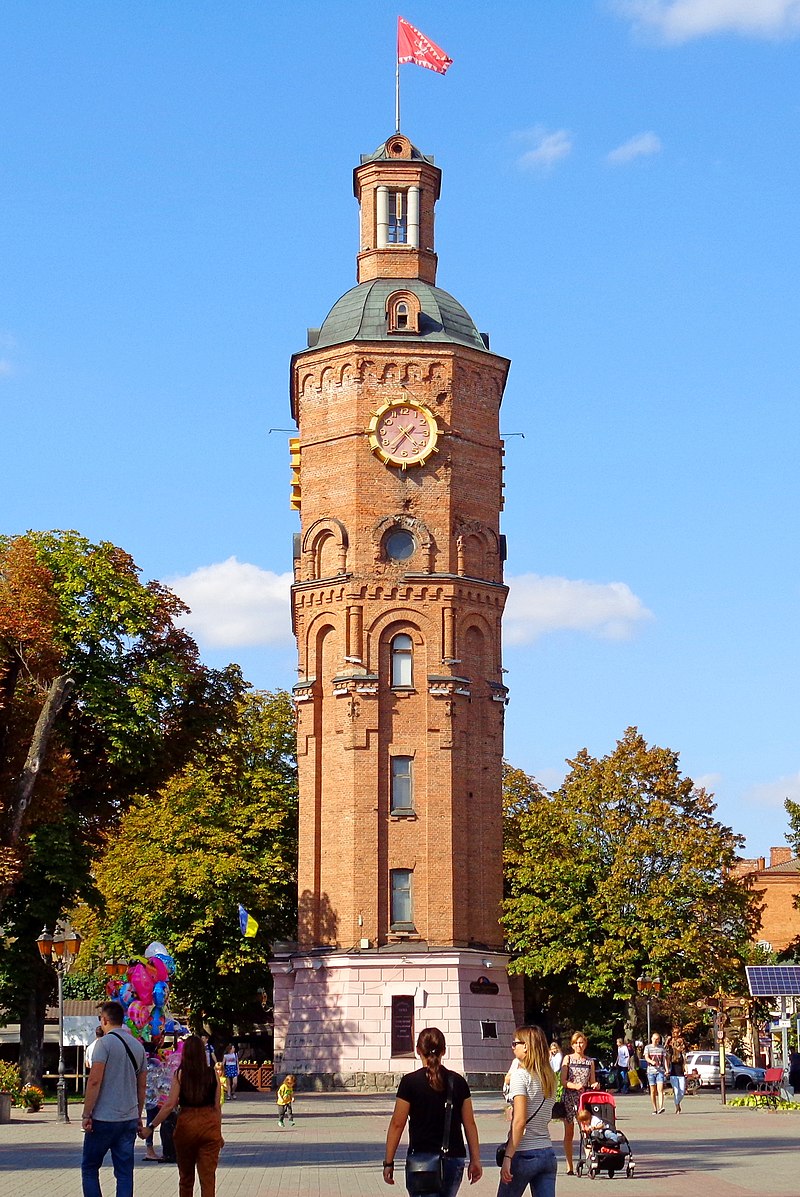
[169,557,293,649]
[606,131,663,165]
[742,771,800,810]
[504,573,653,645]
[615,0,800,43]
[693,771,723,793]
[516,126,573,173]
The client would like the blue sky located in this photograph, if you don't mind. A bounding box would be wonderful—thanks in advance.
[2,1,799,857]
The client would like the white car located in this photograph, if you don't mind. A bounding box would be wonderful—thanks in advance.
[684,1051,735,1088]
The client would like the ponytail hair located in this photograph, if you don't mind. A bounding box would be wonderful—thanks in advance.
[416,1026,446,1092]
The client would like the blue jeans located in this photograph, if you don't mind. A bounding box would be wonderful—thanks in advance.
[497,1147,558,1197]
[405,1156,465,1197]
[82,1118,138,1197]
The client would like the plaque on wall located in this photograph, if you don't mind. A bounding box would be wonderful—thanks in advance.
[470,975,499,995]
[391,994,415,1056]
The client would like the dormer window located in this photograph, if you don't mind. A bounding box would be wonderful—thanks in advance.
[386,290,421,335]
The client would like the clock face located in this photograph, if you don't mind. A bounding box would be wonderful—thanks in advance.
[368,401,438,468]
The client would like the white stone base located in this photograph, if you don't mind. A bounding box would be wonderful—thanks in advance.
[270,948,516,1086]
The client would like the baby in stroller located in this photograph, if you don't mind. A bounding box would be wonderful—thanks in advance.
[575,1091,635,1180]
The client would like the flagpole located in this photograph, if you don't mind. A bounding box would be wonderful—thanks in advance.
[395,51,400,132]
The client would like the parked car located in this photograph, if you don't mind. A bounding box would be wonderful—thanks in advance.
[683,1051,735,1089]
[725,1053,766,1090]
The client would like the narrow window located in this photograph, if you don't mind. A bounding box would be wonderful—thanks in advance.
[390,868,414,928]
[388,191,407,244]
[391,633,413,687]
[391,756,413,814]
[396,302,408,329]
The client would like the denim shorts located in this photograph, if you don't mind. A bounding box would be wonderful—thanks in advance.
[647,1067,666,1085]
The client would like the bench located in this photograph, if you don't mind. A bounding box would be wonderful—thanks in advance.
[747,1067,784,1109]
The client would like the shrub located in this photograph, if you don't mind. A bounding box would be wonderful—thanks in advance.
[0,1061,22,1101]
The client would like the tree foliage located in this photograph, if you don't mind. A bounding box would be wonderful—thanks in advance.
[0,530,243,895]
[502,728,762,1012]
[76,691,298,1035]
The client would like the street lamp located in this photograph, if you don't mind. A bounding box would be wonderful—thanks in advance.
[636,974,662,1041]
[37,921,82,1123]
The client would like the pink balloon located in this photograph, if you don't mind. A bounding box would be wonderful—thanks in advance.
[127,1000,152,1029]
[149,956,169,983]
[130,963,154,1003]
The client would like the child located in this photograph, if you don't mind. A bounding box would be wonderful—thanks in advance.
[576,1106,623,1149]
[277,1074,296,1128]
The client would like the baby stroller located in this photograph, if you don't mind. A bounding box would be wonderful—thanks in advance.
[575,1091,635,1180]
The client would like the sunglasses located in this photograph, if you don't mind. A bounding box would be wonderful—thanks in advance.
[511,1039,524,1047]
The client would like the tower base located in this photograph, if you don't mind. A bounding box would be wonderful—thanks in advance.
[270,947,517,1089]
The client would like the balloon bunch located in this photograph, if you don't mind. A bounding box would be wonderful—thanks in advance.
[105,941,178,1040]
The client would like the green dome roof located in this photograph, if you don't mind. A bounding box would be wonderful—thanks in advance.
[308,279,489,353]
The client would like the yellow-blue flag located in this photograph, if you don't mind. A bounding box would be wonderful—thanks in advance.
[238,904,258,938]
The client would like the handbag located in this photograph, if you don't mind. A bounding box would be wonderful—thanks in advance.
[496,1091,547,1168]
[405,1074,454,1195]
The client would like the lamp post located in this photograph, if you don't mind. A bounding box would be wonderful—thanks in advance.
[36,921,82,1123]
[636,974,662,1041]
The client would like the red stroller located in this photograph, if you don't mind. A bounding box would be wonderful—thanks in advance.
[575,1091,635,1180]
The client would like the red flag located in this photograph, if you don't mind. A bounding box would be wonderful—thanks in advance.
[397,17,453,75]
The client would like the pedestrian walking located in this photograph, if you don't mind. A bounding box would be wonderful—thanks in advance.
[665,1028,687,1114]
[277,1074,296,1128]
[222,1043,239,1100]
[383,1026,482,1195]
[498,1025,558,1197]
[80,1000,147,1197]
[614,1038,630,1094]
[560,1031,599,1176]
[141,1034,224,1197]
[643,1033,667,1115]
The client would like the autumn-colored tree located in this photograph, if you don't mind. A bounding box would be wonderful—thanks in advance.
[76,691,298,1036]
[502,729,762,1036]
[0,530,243,1079]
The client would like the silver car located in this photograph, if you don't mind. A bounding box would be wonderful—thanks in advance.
[684,1051,735,1088]
[725,1053,766,1090]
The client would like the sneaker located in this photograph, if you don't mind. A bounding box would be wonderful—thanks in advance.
[278,1122,285,1129]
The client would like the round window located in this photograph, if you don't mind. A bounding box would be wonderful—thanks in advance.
[385,530,416,561]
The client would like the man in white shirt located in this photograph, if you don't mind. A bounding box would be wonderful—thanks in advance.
[615,1038,630,1094]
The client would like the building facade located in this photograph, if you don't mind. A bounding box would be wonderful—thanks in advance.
[270,132,517,1085]
[733,846,800,953]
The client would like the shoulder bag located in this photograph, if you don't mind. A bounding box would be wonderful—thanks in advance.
[496,1090,547,1168]
[405,1073,455,1195]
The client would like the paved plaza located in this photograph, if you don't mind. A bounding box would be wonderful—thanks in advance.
[1,1089,798,1197]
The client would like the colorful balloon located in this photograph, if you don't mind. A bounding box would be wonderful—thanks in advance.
[149,1007,166,1037]
[127,1000,152,1029]
[130,963,155,1002]
[149,956,169,983]
[118,982,134,1007]
[144,941,169,959]
[153,980,168,1006]
[155,953,176,975]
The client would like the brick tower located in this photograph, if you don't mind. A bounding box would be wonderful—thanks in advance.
[271,133,516,1085]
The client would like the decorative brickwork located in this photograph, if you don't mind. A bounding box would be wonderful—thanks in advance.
[272,133,515,1080]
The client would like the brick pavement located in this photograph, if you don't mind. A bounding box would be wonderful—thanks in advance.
[1,1089,798,1196]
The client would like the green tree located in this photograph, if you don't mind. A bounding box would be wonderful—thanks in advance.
[77,691,298,1036]
[0,530,243,1080]
[784,798,800,860]
[502,729,762,1035]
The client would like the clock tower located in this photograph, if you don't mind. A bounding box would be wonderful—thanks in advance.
[271,132,517,1084]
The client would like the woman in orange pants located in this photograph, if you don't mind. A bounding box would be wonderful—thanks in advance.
[142,1036,223,1197]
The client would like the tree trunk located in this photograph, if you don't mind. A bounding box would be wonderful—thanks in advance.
[8,674,73,847]
[18,978,49,1086]
[624,998,637,1042]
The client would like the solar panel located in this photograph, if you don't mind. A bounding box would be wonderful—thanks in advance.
[745,965,800,996]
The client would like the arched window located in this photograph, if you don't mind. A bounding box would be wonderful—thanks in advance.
[391,633,413,687]
[395,302,409,329]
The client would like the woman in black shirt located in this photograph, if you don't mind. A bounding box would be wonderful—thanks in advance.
[383,1027,482,1195]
